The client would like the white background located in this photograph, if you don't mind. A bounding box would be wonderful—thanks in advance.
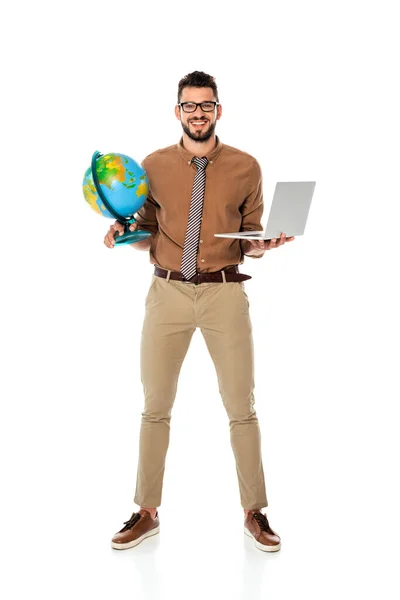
[1,1,399,598]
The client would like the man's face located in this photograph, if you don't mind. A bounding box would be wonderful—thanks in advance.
[175,86,222,142]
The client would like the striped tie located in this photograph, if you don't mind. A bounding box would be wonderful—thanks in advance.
[181,157,208,280]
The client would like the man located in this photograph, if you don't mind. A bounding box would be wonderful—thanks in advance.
[104,71,293,553]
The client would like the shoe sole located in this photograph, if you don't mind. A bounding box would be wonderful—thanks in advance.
[111,525,160,550]
[244,527,281,552]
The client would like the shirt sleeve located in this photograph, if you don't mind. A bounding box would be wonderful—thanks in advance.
[134,159,159,236]
[135,191,159,235]
[240,159,264,258]
[240,160,264,231]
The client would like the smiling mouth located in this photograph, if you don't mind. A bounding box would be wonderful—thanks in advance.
[190,120,208,126]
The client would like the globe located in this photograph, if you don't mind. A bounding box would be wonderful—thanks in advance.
[83,151,152,246]
[83,152,149,218]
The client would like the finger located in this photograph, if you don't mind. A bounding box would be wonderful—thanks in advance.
[108,232,118,245]
[113,225,126,239]
[111,222,124,234]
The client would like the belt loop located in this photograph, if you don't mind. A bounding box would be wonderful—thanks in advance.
[166,270,171,283]
[221,269,226,283]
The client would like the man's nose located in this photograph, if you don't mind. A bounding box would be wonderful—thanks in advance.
[192,106,206,117]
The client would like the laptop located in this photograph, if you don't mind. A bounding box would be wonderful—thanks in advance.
[214,181,316,240]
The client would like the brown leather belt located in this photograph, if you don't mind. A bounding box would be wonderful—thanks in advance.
[154,265,251,284]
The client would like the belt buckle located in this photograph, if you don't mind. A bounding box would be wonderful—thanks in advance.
[189,272,201,285]
[185,273,199,285]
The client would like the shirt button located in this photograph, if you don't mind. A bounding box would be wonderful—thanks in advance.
[210,160,213,164]
[201,259,205,262]
[200,240,203,243]
[188,160,191,165]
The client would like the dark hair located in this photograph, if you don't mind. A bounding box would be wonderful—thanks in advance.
[177,71,219,103]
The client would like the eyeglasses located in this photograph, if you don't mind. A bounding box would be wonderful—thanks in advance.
[178,101,219,113]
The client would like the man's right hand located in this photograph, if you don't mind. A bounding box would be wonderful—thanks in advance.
[104,221,138,248]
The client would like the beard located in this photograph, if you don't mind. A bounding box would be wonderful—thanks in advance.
[181,118,217,142]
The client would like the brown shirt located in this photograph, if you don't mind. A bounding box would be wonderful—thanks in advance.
[135,136,264,273]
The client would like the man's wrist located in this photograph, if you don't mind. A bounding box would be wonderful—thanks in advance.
[240,239,252,254]
[241,240,263,257]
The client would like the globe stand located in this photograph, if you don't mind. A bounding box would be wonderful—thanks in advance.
[113,217,152,246]
[91,151,152,247]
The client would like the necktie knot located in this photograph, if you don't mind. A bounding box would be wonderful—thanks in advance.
[192,157,208,170]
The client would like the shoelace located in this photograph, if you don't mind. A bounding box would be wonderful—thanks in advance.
[253,512,271,532]
[119,512,141,533]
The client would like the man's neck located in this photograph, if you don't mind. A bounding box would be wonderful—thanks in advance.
[182,132,218,157]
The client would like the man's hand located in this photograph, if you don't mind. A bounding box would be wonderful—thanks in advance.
[241,232,295,257]
[104,221,138,248]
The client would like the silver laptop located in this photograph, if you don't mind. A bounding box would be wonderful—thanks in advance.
[214,181,316,240]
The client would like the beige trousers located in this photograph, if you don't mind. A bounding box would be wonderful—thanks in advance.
[133,272,268,510]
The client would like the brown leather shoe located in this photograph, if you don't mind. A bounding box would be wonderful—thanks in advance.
[244,510,281,552]
[111,509,160,550]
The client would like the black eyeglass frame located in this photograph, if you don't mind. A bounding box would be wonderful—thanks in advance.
[178,101,220,113]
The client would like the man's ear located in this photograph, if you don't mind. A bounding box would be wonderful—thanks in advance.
[216,104,222,121]
[175,105,181,121]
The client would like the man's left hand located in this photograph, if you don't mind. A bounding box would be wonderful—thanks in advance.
[241,232,295,257]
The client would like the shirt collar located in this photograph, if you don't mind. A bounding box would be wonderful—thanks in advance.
[177,135,223,166]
